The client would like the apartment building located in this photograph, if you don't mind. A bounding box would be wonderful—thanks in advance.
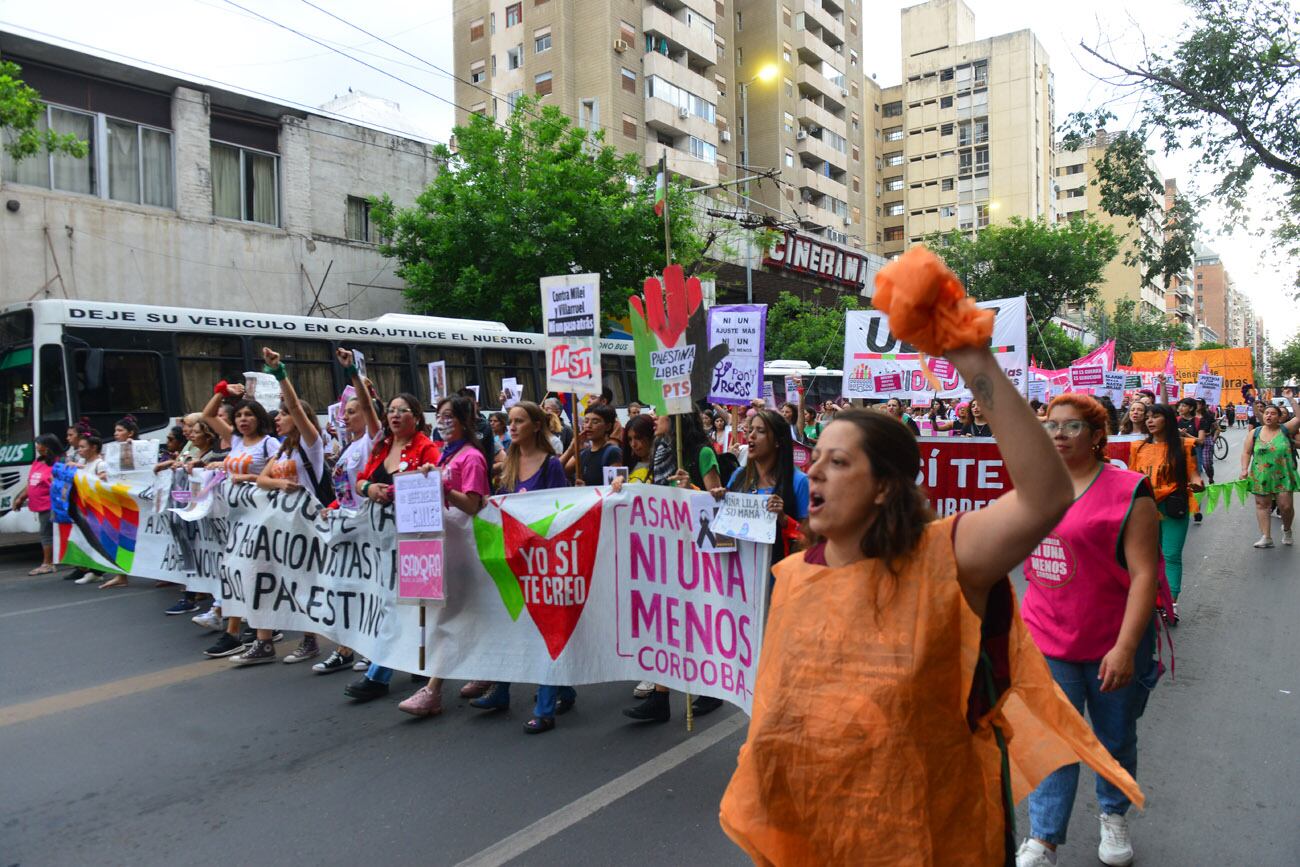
[872,0,1053,259]
[1162,178,1195,329]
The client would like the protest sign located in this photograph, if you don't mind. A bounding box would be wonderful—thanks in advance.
[104,440,159,477]
[1103,371,1127,405]
[53,480,771,712]
[1182,383,1198,399]
[843,297,1027,400]
[783,375,801,403]
[603,466,629,486]
[1235,405,1248,419]
[467,385,480,402]
[1027,379,1048,403]
[762,382,776,408]
[352,349,367,380]
[1070,364,1105,389]
[631,265,719,415]
[394,470,444,534]
[1197,373,1224,407]
[398,538,445,601]
[502,377,522,408]
[791,441,811,471]
[542,273,602,395]
[706,304,765,406]
[427,361,448,405]
[243,371,281,414]
[690,491,735,553]
[712,493,777,544]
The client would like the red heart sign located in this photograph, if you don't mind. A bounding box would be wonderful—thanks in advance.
[502,504,604,660]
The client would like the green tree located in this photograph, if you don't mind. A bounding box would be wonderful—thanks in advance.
[764,294,859,367]
[1197,341,1229,350]
[929,216,1120,363]
[1087,297,1193,365]
[370,97,708,330]
[1270,333,1300,385]
[1033,322,1088,370]
[1,60,88,161]
[1068,0,1300,287]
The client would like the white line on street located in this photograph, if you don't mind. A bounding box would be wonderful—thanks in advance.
[455,713,747,867]
[0,590,151,618]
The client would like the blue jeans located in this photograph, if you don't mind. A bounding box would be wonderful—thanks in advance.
[366,664,393,684]
[493,683,576,718]
[1027,625,1156,845]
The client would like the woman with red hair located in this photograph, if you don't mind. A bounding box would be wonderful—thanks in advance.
[1017,395,1163,867]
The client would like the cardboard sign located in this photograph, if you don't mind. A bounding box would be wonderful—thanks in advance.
[542,273,602,395]
[783,375,801,402]
[398,538,445,601]
[428,361,448,405]
[1070,364,1105,388]
[467,385,480,403]
[706,304,766,406]
[1027,379,1048,403]
[394,469,444,534]
[711,492,777,544]
[243,371,281,414]
[1103,371,1127,405]
[502,377,522,408]
[1235,405,1248,419]
[762,382,776,408]
[1197,373,1224,407]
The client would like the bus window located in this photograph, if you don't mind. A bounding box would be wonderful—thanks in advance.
[349,344,413,405]
[0,347,35,465]
[39,345,69,436]
[73,349,167,434]
[276,339,333,411]
[0,310,32,350]
[600,354,627,406]
[482,349,541,409]
[177,335,245,413]
[415,347,476,405]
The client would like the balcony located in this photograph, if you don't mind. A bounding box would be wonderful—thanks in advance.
[796,65,846,110]
[643,4,716,68]
[799,166,846,200]
[800,200,847,232]
[796,98,845,136]
[794,28,841,71]
[799,0,845,45]
[796,132,848,173]
[645,96,719,143]
[644,139,718,186]
[643,51,715,106]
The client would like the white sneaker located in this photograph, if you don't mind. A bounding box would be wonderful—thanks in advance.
[1015,839,1056,867]
[74,572,102,585]
[352,656,370,671]
[633,680,656,698]
[1254,535,1275,548]
[1284,530,1294,546]
[191,608,223,631]
[1098,813,1134,867]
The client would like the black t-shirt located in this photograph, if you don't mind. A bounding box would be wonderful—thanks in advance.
[962,421,992,437]
[580,442,621,486]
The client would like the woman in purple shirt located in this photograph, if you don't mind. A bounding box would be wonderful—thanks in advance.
[468,401,572,733]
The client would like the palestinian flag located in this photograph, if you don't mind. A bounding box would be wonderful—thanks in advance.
[653,171,666,217]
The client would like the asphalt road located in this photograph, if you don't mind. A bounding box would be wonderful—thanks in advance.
[1,426,1296,866]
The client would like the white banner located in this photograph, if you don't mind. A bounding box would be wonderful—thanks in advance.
[842,297,1028,400]
[706,304,766,406]
[1197,373,1223,407]
[542,273,602,395]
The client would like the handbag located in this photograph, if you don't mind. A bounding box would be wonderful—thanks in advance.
[1164,487,1189,519]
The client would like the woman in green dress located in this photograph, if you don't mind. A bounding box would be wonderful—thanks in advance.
[1240,390,1300,548]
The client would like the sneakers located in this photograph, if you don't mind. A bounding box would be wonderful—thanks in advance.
[1015,839,1057,867]
[352,656,371,672]
[470,683,510,711]
[1285,529,1294,546]
[398,685,444,717]
[204,632,245,658]
[1097,813,1134,866]
[344,677,389,702]
[459,680,492,699]
[230,639,277,666]
[192,608,223,631]
[74,572,102,585]
[239,627,284,645]
[312,649,355,674]
[623,690,670,723]
[165,598,199,616]
[1254,535,1275,548]
[632,680,656,699]
[283,637,320,664]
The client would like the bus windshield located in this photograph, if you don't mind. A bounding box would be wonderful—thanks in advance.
[0,347,35,465]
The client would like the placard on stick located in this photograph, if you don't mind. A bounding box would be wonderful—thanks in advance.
[398,538,445,601]
[711,492,778,544]
[394,470,444,534]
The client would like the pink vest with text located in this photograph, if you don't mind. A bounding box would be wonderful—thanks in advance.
[1022,463,1151,662]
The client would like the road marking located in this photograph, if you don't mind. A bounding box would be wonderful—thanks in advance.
[0,589,152,618]
[455,713,747,867]
[0,660,224,728]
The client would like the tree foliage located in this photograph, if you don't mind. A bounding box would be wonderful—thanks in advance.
[1086,297,1193,366]
[1269,333,1300,385]
[1068,0,1300,287]
[764,294,859,367]
[370,97,709,331]
[0,60,88,161]
[929,216,1120,363]
[1032,322,1088,370]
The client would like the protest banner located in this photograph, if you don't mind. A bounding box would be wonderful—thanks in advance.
[706,304,765,406]
[53,479,771,712]
[631,265,721,415]
[1130,348,1254,392]
[427,361,448,405]
[104,440,160,477]
[394,470,444,534]
[712,493,777,544]
[398,538,445,602]
[1103,371,1127,405]
[842,297,1027,400]
[1197,373,1224,407]
[542,273,602,395]
[1069,364,1105,389]
[243,371,281,414]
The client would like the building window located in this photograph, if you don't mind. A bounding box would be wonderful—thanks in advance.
[622,68,637,93]
[211,143,277,226]
[470,102,488,116]
[940,122,954,136]
[345,196,379,243]
[645,76,716,123]
[940,95,953,109]
[851,145,860,162]
[508,44,524,70]
[534,71,553,96]
[620,20,636,44]
[849,49,859,68]
[884,226,905,242]
[885,151,904,167]
[622,114,638,139]
[852,175,860,192]
[940,205,955,218]
[784,148,794,167]
[852,205,861,222]
[851,81,859,97]
[884,126,904,142]
[505,90,523,113]
[783,112,795,134]
[851,113,860,132]
[505,2,523,28]
[941,178,955,191]
[782,5,791,26]
[976,203,990,227]
[534,27,552,53]
[883,101,903,118]
[885,177,903,191]
[940,67,954,82]
[470,61,486,84]
[736,11,742,31]
[470,18,485,41]
[886,202,905,217]
[850,17,858,35]
[784,78,794,98]
[688,136,717,163]
[783,44,792,64]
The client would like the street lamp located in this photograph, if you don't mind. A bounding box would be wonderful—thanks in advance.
[741,63,780,304]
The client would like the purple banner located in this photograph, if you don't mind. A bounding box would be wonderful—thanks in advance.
[706,304,767,406]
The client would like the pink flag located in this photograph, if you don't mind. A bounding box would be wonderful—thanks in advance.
[1163,344,1177,377]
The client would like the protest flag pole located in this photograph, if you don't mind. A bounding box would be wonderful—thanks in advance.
[418,603,426,670]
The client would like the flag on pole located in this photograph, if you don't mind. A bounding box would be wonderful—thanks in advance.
[653,170,666,217]
[1163,344,1177,378]
[1200,357,1211,374]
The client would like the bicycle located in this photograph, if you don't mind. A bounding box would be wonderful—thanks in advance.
[1214,417,1229,461]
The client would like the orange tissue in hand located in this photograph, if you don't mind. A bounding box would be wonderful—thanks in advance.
[872,245,994,357]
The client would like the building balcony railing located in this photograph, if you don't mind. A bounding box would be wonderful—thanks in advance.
[799,0,846,45]
[642,5,717,68]
[642,51,715,107]
[796,65,846,110]
[644,96,719,144]
[796,98,846,137]
[796,132,848,174]
[799,165,846,200]
[794,28,842,72]
[644,139,718,186]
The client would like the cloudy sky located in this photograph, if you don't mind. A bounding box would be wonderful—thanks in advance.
[0,0,1292,346]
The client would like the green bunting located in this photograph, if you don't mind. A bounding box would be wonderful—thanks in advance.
[1196,480,1258,515]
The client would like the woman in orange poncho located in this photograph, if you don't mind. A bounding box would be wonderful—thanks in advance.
[720,319,1145,862]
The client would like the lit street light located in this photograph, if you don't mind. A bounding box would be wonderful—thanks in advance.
[742,63,780,305]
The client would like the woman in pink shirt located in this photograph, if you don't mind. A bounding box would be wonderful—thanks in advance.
[12,434,66,575]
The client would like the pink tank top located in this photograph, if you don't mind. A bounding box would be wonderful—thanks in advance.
[1022,463,1149,662]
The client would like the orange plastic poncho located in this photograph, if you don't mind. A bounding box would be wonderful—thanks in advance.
[872,246,994,356]
[719,518,1143,866]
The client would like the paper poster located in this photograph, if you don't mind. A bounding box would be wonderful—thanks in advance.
[1235,404,1248,419]
[791,442,811,471]
[689,491,735,552]
[394,469,444,534]
[1070,364,1105,388]
[542,273,602,395]
[762,382,776,408]
[631,265,715,416]
[1182,383,1198,399]
[1028,379,1048,403]
[398,538,445,601]
[783,375,801,403]
[104,440,159,477]
[353,349,367,380]
[711,492,777,544]
[243,371,281,414]
[428,361,448,405]
[706,304,766,406]
[1197,373,1224,407]
[502,377,522,408]
[467,385,480,403]
[1103,371,1127,405]
[603,466,629,486]
[843,297,1028,400]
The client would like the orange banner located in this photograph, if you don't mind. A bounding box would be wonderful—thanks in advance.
[1130,348,1254,393]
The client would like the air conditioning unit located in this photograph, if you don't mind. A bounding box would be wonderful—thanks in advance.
[678,106,690,119]
[843,217,852,227]
[720,130,731,142]
[613,39,630,53]
[796,130,808,140]
[840,89,849,98]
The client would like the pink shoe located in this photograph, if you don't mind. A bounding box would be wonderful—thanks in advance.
[398,685,443,717]
[459,680,491,699]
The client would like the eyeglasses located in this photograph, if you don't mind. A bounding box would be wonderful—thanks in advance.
[1042,420,1093,437]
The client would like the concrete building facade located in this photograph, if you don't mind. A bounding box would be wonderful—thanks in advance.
[0,33,437,318]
